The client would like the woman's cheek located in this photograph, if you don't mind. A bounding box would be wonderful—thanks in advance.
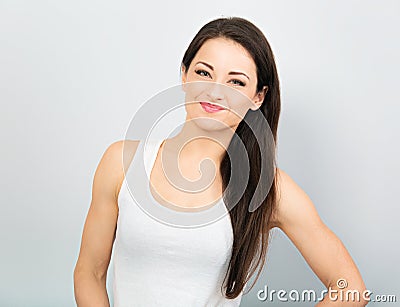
[228,94,254,119]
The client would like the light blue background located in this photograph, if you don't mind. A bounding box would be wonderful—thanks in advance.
[1,1,399,306]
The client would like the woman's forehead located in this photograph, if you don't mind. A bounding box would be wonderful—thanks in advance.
[192,38,256,75]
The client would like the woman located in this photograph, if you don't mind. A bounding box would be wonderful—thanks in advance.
[74,17,368,306]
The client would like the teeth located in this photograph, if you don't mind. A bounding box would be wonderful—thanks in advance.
[204,102,224,109]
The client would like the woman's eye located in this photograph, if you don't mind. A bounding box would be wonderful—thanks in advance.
[230,79,246,86]
[195,69,211,78]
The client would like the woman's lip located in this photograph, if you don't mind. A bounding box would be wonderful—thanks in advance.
[199,102,227,113]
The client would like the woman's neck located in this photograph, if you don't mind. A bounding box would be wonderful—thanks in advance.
[164,120,235,165]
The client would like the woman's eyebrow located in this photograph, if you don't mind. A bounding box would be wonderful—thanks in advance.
[195,61,250,80]
[229,71,250,80]
[196,61,214,70]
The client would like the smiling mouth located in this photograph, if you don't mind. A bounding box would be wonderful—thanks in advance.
[199,102,227,113]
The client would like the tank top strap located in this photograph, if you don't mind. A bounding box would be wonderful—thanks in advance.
[143,138,165,179]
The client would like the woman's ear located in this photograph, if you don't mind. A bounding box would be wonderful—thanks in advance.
[181,65,187,84]
[250,86,269,111]
[181,65,188,92]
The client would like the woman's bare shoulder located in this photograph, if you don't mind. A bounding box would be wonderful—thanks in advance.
[100,139,141,201]
[271,167,317,230]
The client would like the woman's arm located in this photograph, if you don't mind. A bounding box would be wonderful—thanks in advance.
[73,140,130,307]
[272,168,368,306]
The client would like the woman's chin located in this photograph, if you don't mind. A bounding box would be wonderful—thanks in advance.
[190,117,232,132]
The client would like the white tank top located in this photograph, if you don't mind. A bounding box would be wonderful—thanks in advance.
[112,139,244,307]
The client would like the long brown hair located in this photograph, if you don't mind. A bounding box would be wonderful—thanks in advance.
[181,17,281,299]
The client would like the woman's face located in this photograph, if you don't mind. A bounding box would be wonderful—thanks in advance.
[182,37,267,132]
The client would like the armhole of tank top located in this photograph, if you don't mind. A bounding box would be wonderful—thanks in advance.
[116,139,143,209]
[116,176,126,209]
[116,139,162,209]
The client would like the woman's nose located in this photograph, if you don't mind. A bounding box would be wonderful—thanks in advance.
[207,82,225,101]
